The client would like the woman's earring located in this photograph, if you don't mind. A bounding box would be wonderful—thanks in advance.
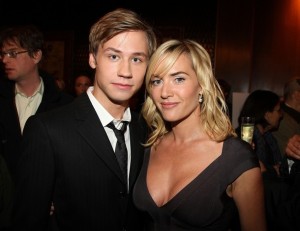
[199,94,203,103]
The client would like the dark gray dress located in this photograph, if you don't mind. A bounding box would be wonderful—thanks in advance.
[133,137,259,231]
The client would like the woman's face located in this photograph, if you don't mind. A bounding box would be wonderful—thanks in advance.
[149,53,201,123]
[264,102,283,129]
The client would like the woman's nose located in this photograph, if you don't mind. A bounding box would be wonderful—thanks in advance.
[161,81,173,98]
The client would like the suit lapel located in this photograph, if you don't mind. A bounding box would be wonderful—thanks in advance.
[128,114,146,189]
[74,95,124,182]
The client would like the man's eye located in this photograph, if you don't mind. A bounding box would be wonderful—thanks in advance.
[132,57,142,63]
[109,54,118,60]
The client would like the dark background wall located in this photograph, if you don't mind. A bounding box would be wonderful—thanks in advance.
[1,0,217,91]
[1,0,300,96]
[216,0,300,96]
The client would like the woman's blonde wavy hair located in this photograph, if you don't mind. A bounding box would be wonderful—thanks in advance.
[142,39,236,147]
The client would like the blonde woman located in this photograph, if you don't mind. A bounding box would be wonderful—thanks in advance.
[133,39,266,231]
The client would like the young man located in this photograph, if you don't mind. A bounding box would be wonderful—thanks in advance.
[12,8,157,231]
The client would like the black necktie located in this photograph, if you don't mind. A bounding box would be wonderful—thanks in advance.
[107,122,128,183]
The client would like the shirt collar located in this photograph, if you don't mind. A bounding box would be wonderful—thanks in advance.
[86,86,131,127]
[15,77,44,97]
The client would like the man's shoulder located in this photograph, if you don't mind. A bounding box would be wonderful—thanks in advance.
[282,103,300,122]
[36,101,75,120]
[39,72,74,107]
[37,94,90,120]
[57,91,74,103]
[279,113,300,129]
[0,77,14,97]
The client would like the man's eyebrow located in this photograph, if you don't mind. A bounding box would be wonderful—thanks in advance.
[103,47,120,53]
[104,47,147,57]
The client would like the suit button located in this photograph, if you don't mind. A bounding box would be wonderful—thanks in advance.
[119,191,126,197]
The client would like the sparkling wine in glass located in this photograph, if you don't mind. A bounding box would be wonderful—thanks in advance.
[241,117,255,144]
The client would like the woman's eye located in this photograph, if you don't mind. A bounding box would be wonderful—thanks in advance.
[151,79,162,86]
[174,77,185,83]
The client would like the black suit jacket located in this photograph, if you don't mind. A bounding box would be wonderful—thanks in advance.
[0,73,73,179]
[12,94,147,231]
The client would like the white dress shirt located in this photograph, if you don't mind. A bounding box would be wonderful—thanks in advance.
[15,78,44,133]
[87,86,132,184]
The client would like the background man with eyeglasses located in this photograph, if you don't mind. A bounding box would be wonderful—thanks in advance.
[0,24,73,230]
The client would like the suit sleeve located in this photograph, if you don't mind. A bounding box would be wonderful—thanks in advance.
[12,115,55,231]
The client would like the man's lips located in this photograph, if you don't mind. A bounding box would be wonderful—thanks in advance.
[112,83,132,90]
[5,68,14,74]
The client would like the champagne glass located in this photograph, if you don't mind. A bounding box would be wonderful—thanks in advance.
[241,117,255,144]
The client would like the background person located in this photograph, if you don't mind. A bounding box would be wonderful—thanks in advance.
[273,77,300,174]
[0,25,74,179]
[236,89,289,231]
[73,72,93,96]
[236,90,285,177]
[275,134,300,231]
[0,25,74,231]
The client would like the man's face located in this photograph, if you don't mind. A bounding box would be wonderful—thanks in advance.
[90,31,149,109]
[1,41,39,82]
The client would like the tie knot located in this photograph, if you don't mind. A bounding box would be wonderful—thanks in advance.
[107,121,128,136]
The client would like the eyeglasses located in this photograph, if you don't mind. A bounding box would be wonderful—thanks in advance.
[0,50,28,59]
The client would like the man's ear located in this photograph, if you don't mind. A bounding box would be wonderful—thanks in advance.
[33,50,42,64]
[264,111,271,121]
[89,53,96,69]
